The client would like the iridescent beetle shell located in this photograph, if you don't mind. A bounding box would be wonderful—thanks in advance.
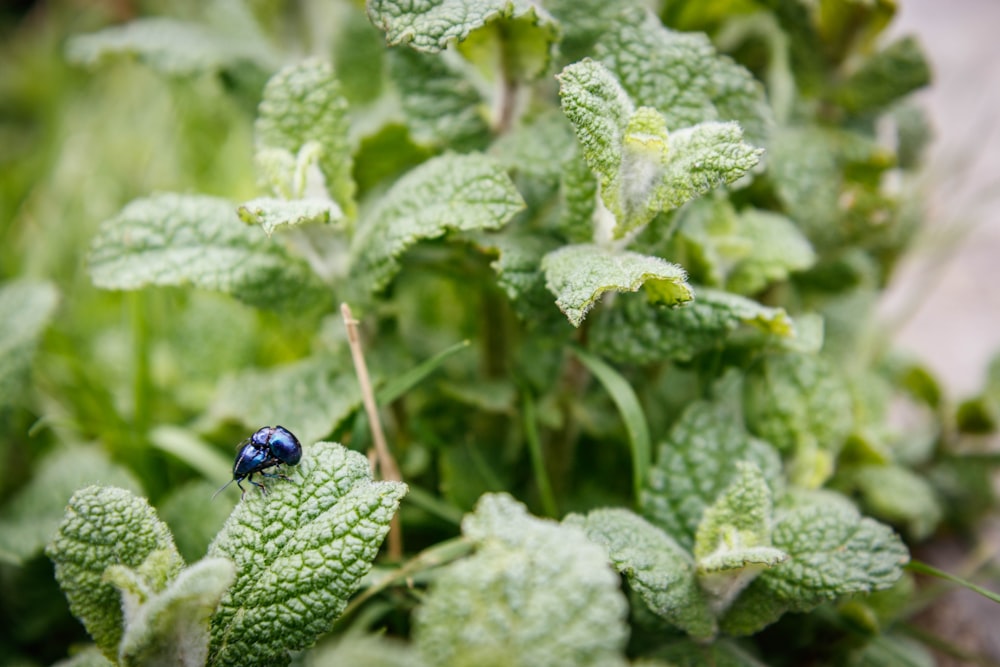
[214,425,303,499]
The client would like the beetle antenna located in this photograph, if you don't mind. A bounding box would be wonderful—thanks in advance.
[212,478,235,500]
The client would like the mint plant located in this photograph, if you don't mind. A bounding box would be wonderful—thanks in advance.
[2,0,996,665]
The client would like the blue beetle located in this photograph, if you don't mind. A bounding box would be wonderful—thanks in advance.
[214,425,302,499]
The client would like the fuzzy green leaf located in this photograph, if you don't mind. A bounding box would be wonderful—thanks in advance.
[767,127,840,245]
[743,352,853,485]
[592,288,796,364]
[388,48,490,150]
[0,279,58,407]
[46,487,184,661]
[694,463,788,614]
[541,243,692,326]
[88,194,327,311]
[566,508,716,640]
[595,8,772,147]
[350,153,524,294]
[558,60,762,236]
[207,442,407,666]
[115,557,236,667]
[256,60,356,217]
[848,464,943,540]
[642,381,783,550]
[237,197,343,237]
[66,17,277,76]
[368,0,558,57]
[415,493,629,667]
[836,36,931,113]
[306,632,425,667]
[724,209,816,295]
[0,447,141,565]
[209,358,362,447]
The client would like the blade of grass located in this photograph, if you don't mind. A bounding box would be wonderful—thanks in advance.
[907,559,1000,605]
[149,425,232,484]
[376,339,471,405]
[522,392,558,518]
[571,347,651,502]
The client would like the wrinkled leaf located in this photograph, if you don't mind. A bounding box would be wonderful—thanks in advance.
[541,243,692,326]
[208,442,407,666]
[88,194,327,311]
[836,36,931,113]
[415,493,629,667]
[237,197,343,237]
[47,487,184,661]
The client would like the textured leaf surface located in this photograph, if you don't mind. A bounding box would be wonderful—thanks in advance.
[350,153,524,293]
[66,18,276,76]
[368,0,557,54]
[592,288,795,364]
[724,209,816,295]
[237,197,343,237]
[208,442,407,666]
[541,243,692,326]
[117,558,235,667]
[567,508,716,640]
[558,59,762,236]
[256,60,355,217]
[767,127,840,245]
[595,8,772,146]
[836,36,931,113]
[642,385,782,550]
[209,358,362,446]
[46,487,184,661]
[88,194,327,311]
[0,447,141,564]
[415,493,629,667]
[0,279,58,406]
[848,464,943,540]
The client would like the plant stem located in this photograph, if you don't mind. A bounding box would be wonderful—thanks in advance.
[523,392,558,518]
[342,303,403,560]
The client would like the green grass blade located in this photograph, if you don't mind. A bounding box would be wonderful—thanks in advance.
[376,339,471,405]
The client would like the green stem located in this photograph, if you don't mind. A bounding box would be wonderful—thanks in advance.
[129,292,151,442]
[523,392,558,518]
[906,560,1000,605]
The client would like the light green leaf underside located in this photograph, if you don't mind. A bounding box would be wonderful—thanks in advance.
[0,279,59,406]
[592,287,795,364]
[642,380,783,550]
[65,17,277,76]
[595,8,772,147]
[88,193,327,311]
[208,357,362,446]
[541,243,692,326]
[256,60,356,217]
[558,59,762,236]
[0,447,141,565]
[117,558,235,667]
[237,197,343,237]
[567,508,716,640]
[368,0,558,55]
[415,493,629,667]
[207,442,407,667]
[51,645,115,667]
[350,153,525,294]
[46,487,184,662]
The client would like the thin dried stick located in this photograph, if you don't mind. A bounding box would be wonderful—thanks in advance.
[341,303,403,560]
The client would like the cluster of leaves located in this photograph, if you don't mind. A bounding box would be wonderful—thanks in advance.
[2,0,997,665]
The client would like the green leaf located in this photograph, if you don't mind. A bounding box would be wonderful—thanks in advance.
[543,0,645,62]
[256,60,356,217]
[88,194,327,312]
[743,352,853,485]
[158,481,236,564]
[0,447,142,565]
[541,243,692,326]
[490,111,579,181]
[115,557,236,667]
[207,442,407,666]
[573,347,651,500]
[368,0,557,56]
[0,279,58,407]
[557,60,762,236]
[595,8,772,147]
[377,339,472,405]
[237,197,343,237]
[591,288,796,364]
[388,48,490,151]
[414,493,629,667]
[767,126,840,245]
[66,17,277,76]
[724,209,816,295]
[642,381,783,550]
[835,36,931,114]
[653,637,770,667]
[51,645,115,667]
[566,508,717,640]
[306,632,425,667]
[349,153,524,294]
[46,486,184,661]
[694,463,788,614]
[846,464,943,540]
